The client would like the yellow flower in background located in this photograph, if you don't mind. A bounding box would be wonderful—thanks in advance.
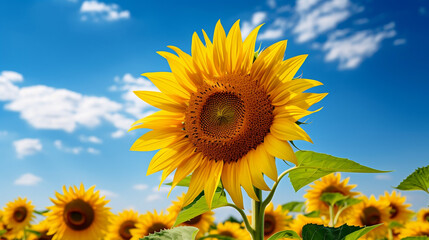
[45,184,111,240]
[399,221,429,238]
[304,173,359,218]
[417,208,429,223]
[167,193,214,238]
[379,191,413,224]
[130,19,326,209]
[105,210,140,240]
[2,197,34,239]
[348,195,390,240]
[263,203,292,239]
[289,214,325,237]
[209,221,251,240]
[28,220,53,240]
[130,210,174,240]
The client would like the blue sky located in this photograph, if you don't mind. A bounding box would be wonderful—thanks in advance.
[1,0,428,221]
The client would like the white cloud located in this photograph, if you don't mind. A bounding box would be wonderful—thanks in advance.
[80,135,102,144]
[375,174,392,181]
[0,71,23,101]
[146,194,161,202]
[322,22,396,69]
[14,173,42,186]
[99,189,118,198]
[267,0,276,8]
[80,0,130,22]
[152,186,170,193]
[13,138,42,158]
[54,140,82,154]
[258,18,290,40]
[241,12,267,38]
[111,130,125,138]
[133,184,148,190]
[87,147,100,154]
[393,38,406,46]
[354,18,368,25]
[0,130,7,136]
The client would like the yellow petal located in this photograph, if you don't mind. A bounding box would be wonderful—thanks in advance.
[157,51,198,92]
[284,78,323,93]
[146,139,188,175]
[247,150,271,191]
[171,152,204,189]
[222,163,244,209]
[253,146,278,181]
[263,134,298,165]
[271,118,312,142]
[213,20,227,75]
[130,129,183,152]
[242,24,263,73]
[238,156,259,200]
[288,92,328,110]
[251,40,287,87]
[204,160,223,209]
[130,110,184,131]
[278,55,308,82]
[225,20,243,74]
[183,166,206,207]
[142,72,190,100]
[134,91,186,112]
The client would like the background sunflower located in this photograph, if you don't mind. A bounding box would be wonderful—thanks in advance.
[130,210,174,240]
[105,209,140,240]
[2,197,34,239]
[209,221,251,240]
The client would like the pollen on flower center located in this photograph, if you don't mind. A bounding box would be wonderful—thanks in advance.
[185,74,274,163]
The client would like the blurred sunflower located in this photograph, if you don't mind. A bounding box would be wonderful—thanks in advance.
[246,202,291,239]
[399,221,429,238]
[304,173,359,218]
[289,214,325,237]
[105,210,140,240]
[167,193,214,238]
[28,220,53,240]
[130,210,174,239]
[2,197,34,239]
[348,195,390,240]
[45,184,111,240]
[417,208,429,223]
[379,191,412,224]
[129,20,326,208]
[209,221,251,240]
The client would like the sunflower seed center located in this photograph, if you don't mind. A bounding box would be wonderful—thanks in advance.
[264,214,276,235]
[361,206,381,226]
[13,206,27,223]
[147,222,167,235]
[63,199,95,231]
[119,220,136,240]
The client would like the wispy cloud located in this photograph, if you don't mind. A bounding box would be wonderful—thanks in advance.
[0,71,23,101]
[87,147,100,154]
[80,0,130,22]
[393,38,406,46]
[80,135,102,144]
[146,194,161,202]
[152,186,170,193]
[99,189,118,198]
[14,173,42,186]
[54,140,83,154]
[375,174,392,181]
[13,138,42,158]
[133,184,148,191]
[241,12,267,38]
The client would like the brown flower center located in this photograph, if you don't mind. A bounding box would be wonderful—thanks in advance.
[63,199,95,231]
[389,204,398,219]
[322,186,344,195]
[147,223,167,235]
[185,74,273,163]
[13,206,28,223]
[184,215,202,225]
[424,213,429,222]
[264,214,276,236]
[219,231,235,237]
[119,220,136,240]
[360,206,381,226]
[37,231,53,240]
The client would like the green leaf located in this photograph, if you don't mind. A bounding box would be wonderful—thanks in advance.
[140,226,199,240]
[302,224,362,240]
[282,201,306,213]
[34,209,49,215]
[199,234,237,240]
[165,176,191,187]
[396,166,429,194]
[267,230,301,240]
[388,221,404,229]
[174,190,228,226]
[304,211,320,218]
[320,193,348,206]
[343,224,382,240]
[336,198,362,208]
[400,237,429,240]
[289,151,389,191]
[0,229,7,236]
[25,229,41,237]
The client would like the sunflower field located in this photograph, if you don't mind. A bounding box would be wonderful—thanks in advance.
[2,17,429,240]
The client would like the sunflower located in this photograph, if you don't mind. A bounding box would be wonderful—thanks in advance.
[167,193,214,238]
[130,210,174,239]
[28,220,53,240]
[130,20,326,209]
[347,195,390,240]
[209,221,251,240]
[399,221,429,238]
[417,208,429,223]
[379,191,412,224]
[105,210,140,240]
[304,173,359,219]
[45,184,111,240]
[2,197,34,239]
[246,202,291,239]
[288,214,325,237]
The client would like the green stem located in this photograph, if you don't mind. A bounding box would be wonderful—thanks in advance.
[328,205,335,227]
[226,203,254,236]
[262,166,297,209]
[252,188,264,240]
[333,205,347,227]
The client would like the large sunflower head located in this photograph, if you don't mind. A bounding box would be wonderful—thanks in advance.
[130,210,174,240]
[2,197,34,239]
[399,221,429,238]
[379,191,413,224]
[209,221,251,240]
[28,220,53,240]
[167,193,214,238]
[105,209,140,240]
[288,214,325,237]
[417,208,429,223]
[347,195,390,240]
[130,20,326,209]
[45,184,111,240]
[304,173,359,218]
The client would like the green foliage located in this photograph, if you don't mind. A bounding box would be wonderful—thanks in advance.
[396,165,429,194]
[140,226,199,240]
[388,221,404,229]
[304,211,320,218]
[282,201,306,213]
[267,230,301,240]
[320,193,348,206]
[0,229,6,236]
[34,209,49,215]
[199,234,236,240]
[289,151,389,191]
[165,176,191,187]
[301,224,381,240]
[174,190,228,226]
[400,237,429,240]
[336,198,361,208]
[25,229,41,237]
